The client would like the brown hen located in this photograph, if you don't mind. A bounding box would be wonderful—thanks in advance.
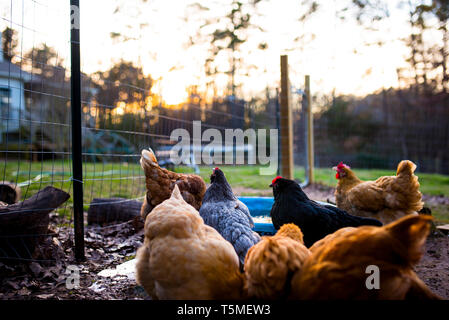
[135,185,246,300]
[334,160,424,224]
[244,223,311,299]
[290,214,441,300]
[140,148,206,219]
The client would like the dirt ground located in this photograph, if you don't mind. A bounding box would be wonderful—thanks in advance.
[0,216,149,300]
[0,183,448,300]
[301,184,449,300]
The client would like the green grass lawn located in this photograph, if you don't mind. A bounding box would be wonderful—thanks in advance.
[179,165,449,198]
[304,167,449,197]
[1,160,146,217]
[187,165,449,223]
[2,161,448,222]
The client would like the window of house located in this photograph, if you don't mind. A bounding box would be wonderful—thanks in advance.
[0,87,11,118]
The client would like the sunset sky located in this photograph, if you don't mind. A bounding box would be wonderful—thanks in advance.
[0,0,425,104]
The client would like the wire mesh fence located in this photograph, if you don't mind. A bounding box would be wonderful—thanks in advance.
[0,1,281,263]
[1,0,447,266]
[312,90,449,175]
[0,0,73,262]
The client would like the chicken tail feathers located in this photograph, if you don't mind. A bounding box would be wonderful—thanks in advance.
[394,160,424,212]
[396,160,417,177]
[276,223,304,244]
[323,204,382,227]
[386,214,433,265]
[171,184,184,201]
[328,205,382,227]
[355,216,383,227]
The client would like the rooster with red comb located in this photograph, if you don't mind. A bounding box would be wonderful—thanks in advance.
[270,176,382,247]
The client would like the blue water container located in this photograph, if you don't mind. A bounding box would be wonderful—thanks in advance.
[238,196,276,235]
[238,197,335,236]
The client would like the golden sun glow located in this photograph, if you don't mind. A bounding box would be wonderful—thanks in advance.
[11,0,419,100]
[158,72,189,106]
[115,101,126,115]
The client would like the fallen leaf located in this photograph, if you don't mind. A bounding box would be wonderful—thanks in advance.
[29,262,43,277]
[6,280,21,290]
[36,293,54,299]
[17,288,31,296]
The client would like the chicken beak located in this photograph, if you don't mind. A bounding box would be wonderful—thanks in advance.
[140,149,159,172]
[332,166,338,171]
[142,149,150,160]
[269,184,273,188]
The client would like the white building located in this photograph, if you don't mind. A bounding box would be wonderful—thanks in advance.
[0,35,32,143]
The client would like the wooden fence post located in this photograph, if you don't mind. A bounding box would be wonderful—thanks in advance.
[280,55,294,179]
[305,75,314,183]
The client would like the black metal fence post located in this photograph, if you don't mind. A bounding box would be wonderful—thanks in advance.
[70,0,85,261]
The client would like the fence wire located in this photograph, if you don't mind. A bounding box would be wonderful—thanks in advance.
[312,91,449,175]
[0,0,72,262]
[0,1,279,263]
[3,0,446,266]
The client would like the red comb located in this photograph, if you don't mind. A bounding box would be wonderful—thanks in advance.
[271,176,282,184]
[213,167,219,171]
[337,162,345,169]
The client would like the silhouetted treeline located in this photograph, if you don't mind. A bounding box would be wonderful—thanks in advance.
[305,87,449,174]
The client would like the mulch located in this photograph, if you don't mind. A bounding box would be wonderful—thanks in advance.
[1,183,448,300]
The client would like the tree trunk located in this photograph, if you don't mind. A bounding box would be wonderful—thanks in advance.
[0,186,70,261]
[0,182,21,205]
[87,198,143,225]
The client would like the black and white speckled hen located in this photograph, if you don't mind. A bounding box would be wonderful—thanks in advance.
[199,168,260,268]
[270,176,382,248]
